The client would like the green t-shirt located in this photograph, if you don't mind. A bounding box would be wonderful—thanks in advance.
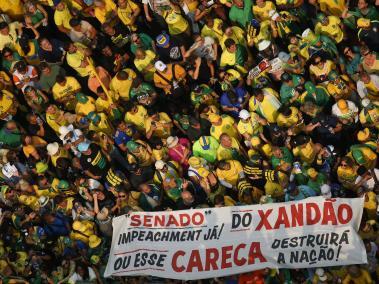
[271,147,293,169]
[0,126,22,148]
[280,75,302,104]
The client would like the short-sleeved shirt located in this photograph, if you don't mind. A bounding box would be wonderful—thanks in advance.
[54,6,72,30]
[80,143,110,177]
[52,76,81,101]
[114,130,132,147]
[0,22,19,51]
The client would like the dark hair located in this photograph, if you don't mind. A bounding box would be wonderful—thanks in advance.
[15,61,27,72]
[56,75,66,83]
[224,38,236,49]
[2,47,12,56]
[0,22,8,30]
[39,61,49,70]
[69,18,81,27]
[19,35,31,55]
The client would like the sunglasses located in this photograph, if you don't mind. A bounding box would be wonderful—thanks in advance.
[3,53,12,58]
[118,195,127,198]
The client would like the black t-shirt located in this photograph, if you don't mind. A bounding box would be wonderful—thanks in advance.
[156,39,183,63]
[359,22,379,53]
[38,39,64,64]
[80,143,110,177]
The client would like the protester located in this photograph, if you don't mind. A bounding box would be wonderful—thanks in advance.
[0,0,378,283]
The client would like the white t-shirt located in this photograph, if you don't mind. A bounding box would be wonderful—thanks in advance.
[190,36,215,61]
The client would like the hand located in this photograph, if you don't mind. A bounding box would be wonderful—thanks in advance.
[92,193,98,199]
[146,14,153,22]
[195,57,201,66]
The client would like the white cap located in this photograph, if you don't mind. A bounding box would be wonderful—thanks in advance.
[1,163,18,178]
[38,196,49,207]
[59,124,74,140]
[320,184,332,198]
[258,40,271,51]
[239,109,251,120]
[315,268,327,281]
[154,61,167,72]
[155,160,166,170]
[302,28,312,38]
[47,142,59,156]
[362,98,371,108]
[269,10,280,21]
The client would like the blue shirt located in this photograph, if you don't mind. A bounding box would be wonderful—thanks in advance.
[220,87,247,117]
[114,130,131,146]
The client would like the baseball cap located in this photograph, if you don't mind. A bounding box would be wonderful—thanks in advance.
[258,40,271,51]
[156,33,170,47]
[305,81,316,94]
[126,140,139,151]
[155,160,166,170]
[239,109,250,120]
[154,60,167,72]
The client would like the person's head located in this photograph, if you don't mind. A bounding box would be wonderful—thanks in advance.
[56,1,66,11]
[272,146,283,158]
[131,33,141,45]
[225,38,237,53]
[118,0,128,8]
[0,22,9,35]
[69,18,82,31]
[14,61,27,74]
[342,46,354,59]
[56,75,67,86]
[287,183,299,196]
[116,70,129,81]
[360,72,371,84]
[25,1,37,13]
[101,45,112,56]
[312,55,324,67]
[256,0,265,7]
[214,194,225,207]
[347,265,361,277]
[102,23,114,35]
[220,133,232,148]
[181,190,194,205]
[94,0,106,8]
[139,183,151,194]
[2,47,13,61]
[135,48,146,60]
[340,156,354,169]
[156,33,170,48]
[65,42,77,53]
[317,13,328,25]
[358,0,369,10]
[280,72,292,84]
[254,89,264,102]
[46,104,58,114]
[217,161,231,171]
[39,61,51,75]
[204,16,214,27]
[96,87,107,99]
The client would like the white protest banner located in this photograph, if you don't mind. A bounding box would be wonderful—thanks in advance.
[104,197,367,280]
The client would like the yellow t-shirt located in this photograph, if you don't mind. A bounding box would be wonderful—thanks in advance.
[110,68,137,100]
[216,160,243,186]
[220,26,246,50]
[95,94,116,113]
[164,10,189,35]
[145,112,172,139]
[0,0,24,20]
[117,0,139,30]
[52,77,81,102]
[237,112,263,136]
[75,97,96,116]
[54,6,73,30]
[319,0,346,17]
[94,0,116,24]
[315,16,343,43]
[134,50,156,81]
[276,107,300,128]
[293,141,316,164]
[210,115,238,140]
[201,18,224,43]
[0,90,14,117]
[217,137,241,161]
[124,105,148,132]
[252,1,276,22]
[46,111,68,133]
[0,22,19,51]
[89,113,113,136]
[66,44,94,77]
[309,60,335,79]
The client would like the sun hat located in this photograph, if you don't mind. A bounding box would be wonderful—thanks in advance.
[156,33,170,47]
[77,141,90,152]
[88,235,102,248]
[321,184,332,198]
[239,109,250,120]
[154,60,167,72]
[38,196,49,207]
[166,136,179,148]
[47,142,59,156]
[188,156,203,168]
[59,124,74,140]
[258,40,271,51]
[36,162,48,174]
[155,160,166,170]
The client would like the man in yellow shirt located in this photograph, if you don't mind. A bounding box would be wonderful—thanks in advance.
[65,42,94,77]
[45,104,69,133]
[117,0,141,31]
[52,75,81,110]
[312,0,346,17]
[201,17,224,43]
[315,14,344,43]
[94,0,117,24]
[110,68,137,101]
[252,0,276,22]
[75,93,96,116]
[0,22,22,51]
[0,90,18,120]
[0,0,24,20]
[209,113,239,141]
[124,103,148,133]
[216,160,245,189]
[249,88,281,123]
[237,109,266,142]
[87,111,114,136]
[54,1,73,34]
[145,110,173,139]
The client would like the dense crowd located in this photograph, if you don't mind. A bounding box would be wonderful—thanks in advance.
[0,0,379,283]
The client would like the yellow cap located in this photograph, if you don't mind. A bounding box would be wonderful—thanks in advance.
[262,143,272,157]
[208,114,221,124]
[357,128,370,142]
[188,156,203,168]
[198,167,210,178]
[88,235,102,248]
[357,18,370,28]
[250,136,261,147]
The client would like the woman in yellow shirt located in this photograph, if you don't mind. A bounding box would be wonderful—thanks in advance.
[0,90,18,120]
[309,56,335,85]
